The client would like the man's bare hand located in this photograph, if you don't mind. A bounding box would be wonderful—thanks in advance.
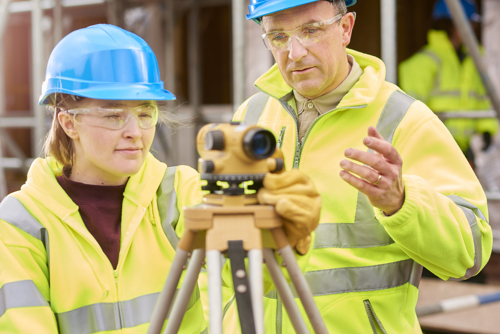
[339,126,405,215]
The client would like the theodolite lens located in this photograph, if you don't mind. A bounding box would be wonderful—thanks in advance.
[243,129,276,160]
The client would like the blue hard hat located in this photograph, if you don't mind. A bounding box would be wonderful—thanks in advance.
[39,24,175,105]
[246,0,357,23]
[432,0,480,22]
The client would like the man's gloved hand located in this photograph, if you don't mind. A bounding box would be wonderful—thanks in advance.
[257,169,321,255]
[482,132,492,151]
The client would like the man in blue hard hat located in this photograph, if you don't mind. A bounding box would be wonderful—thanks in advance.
[229,0,492,332]
[399,0,498,170]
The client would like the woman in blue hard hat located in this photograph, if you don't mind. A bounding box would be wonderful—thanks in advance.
[0,24,208,333]
[0,23,321,333]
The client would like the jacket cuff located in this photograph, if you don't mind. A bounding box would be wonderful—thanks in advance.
[375,175,420,228]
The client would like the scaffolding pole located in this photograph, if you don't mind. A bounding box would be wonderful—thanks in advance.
[380,0,397,84]
[53,0,63,44]
[188,2,202,165]
[0,0,13,197]
[31,0,46,157]
[231,0,245,111]
[444,0,500,122]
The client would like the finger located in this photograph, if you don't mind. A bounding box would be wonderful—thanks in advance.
[363,136,402,165]
[339,158,384,185]
[367,126,384,140]
[339,170,383,196]
[344,148,393,175]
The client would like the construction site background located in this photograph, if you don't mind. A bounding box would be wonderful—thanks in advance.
[1,0,500,333]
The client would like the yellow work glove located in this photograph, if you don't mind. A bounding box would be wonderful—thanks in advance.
[257,169,321,255]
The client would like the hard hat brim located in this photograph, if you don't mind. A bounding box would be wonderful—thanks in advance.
[38,80,176,106]
[246,0,357,22]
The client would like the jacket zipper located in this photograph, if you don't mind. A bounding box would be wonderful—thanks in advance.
[281,101,367,169]
[277,126,286,149]
[114,269,123,329]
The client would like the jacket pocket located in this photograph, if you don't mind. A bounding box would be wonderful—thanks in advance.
[364,299,388,334]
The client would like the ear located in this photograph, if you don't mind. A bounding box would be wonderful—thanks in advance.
[341,12,355,47]
[58,111,79,139]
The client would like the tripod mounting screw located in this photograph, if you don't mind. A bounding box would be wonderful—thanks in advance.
[236,284,248,293]
[235,269,246,279]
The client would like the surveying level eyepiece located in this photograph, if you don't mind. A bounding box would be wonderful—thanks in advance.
[197,123,284,192]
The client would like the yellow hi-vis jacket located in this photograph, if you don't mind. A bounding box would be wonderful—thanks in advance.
[0,153,207,333]
[399,29,499,151]
[230,49,492,333]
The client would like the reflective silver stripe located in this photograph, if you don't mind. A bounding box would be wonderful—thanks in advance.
[421,50,443,99]
[0,196,50,267]
[421,50,441,66]
[447,195,486,280]
[157,166,180,249]
[375,90,415,144]
[468,91,488,100]
[430,90,461,98]
[409,261,423,288]
[0,280,49,317]
[313,223,394,249]
[265,259,416,298]
[0,196,46,241]
[242,92,269,125]
[57,288,200,333]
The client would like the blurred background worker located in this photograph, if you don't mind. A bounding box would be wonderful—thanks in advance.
[399,0,499,169]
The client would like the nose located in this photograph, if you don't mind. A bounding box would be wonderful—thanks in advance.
[122,115,142,139]
[288,37,307,61]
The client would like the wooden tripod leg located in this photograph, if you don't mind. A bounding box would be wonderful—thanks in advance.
[272,229,328,334]
[147,230,197,334]
[263,248,310,334]
[207,249,223,334]
[164,249,206,334]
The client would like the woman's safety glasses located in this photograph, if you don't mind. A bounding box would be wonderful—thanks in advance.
[261,13,344,51]
[67,104,159,130]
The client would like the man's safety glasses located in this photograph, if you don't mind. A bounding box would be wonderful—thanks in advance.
[261,13,344,51]
[66,104,159,130]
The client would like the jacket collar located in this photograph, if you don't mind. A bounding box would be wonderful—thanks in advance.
[254,49,387,109]
[22,153,166,222]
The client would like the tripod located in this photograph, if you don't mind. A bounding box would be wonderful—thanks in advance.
[147,177,328,334]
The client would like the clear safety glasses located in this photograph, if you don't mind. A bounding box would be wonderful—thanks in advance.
[67,104,159,130]
[261,13,344,51]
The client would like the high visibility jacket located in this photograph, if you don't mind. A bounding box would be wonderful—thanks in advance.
[0,153,207,333]
[399,29,499,151]
[229,49,492,333]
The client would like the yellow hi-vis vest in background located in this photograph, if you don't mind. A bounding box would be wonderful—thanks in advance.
[228,49,492,333]
[0,154,207,333]
[399,29,499,152]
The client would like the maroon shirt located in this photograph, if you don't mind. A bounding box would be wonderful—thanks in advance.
[57,175,126,269]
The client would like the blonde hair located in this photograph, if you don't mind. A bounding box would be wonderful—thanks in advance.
[43,94,78,168]
[43,93,185,169]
